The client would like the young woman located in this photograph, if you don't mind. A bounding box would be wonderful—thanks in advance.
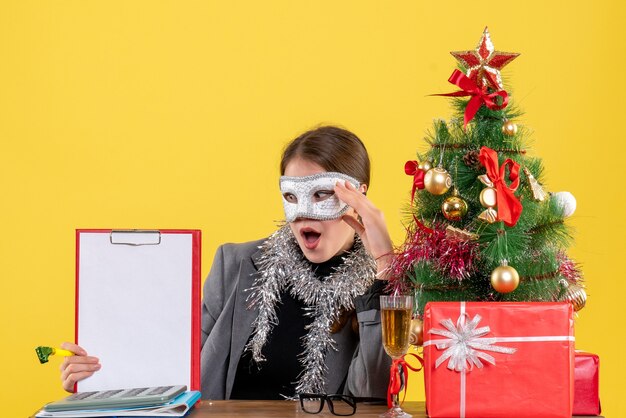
[60,126,395,400]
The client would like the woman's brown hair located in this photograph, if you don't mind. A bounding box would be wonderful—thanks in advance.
[280,125,371,187]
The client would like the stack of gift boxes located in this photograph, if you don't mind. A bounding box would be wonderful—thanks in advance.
[422,302,600,417]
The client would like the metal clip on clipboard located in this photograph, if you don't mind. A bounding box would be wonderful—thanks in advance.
[109,230,162,246]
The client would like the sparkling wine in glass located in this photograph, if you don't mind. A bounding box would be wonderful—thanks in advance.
[380,295,413,418]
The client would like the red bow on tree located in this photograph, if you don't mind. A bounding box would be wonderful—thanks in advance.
[434,69,509,129]
[479,146,523,227]
[387,353,424,408]
[404,161,425,204]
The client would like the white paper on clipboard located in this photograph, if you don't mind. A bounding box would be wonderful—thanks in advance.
[75,229,201,392]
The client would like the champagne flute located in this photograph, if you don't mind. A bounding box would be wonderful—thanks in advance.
[380,295,413,418]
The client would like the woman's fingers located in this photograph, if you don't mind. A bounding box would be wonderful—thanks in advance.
[60,355,100,369]
[60,356,101,377]
[62,370,98,392]
[60,359,101,391]
[60,342,87,356]
[341,213,365,236]
[59,342,101,392]
[334,181,373,213]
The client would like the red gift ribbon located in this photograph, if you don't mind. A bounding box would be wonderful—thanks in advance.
[404,160,425,204]
[479,146,523,227]
[387,353,424,408]
[412,215,434,235]
[433,69,509,129]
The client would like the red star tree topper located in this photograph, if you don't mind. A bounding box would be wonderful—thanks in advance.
[451,27,519,91]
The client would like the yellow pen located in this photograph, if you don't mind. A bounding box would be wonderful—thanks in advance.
[35,346,75,364]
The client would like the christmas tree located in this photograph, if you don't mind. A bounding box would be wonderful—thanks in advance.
[390,27,585,320]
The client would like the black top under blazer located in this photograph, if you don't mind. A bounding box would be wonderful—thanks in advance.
[199,238,391,399]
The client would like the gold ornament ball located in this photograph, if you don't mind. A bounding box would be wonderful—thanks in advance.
[490,265,520,293]
[424,167,452,195]
[564,284,587,312]
[442,196,468,221]
[479,187,497,208]
[409,318,424,347]
[418,160,433,172]
[502,120,518,136]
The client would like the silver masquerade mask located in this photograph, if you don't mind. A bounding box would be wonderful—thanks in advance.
[279,172,360,222]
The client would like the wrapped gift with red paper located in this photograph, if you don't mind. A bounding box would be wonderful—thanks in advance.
[423,302,574,418]
[573,351,601,415]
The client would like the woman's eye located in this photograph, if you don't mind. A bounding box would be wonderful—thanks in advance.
[313,190,334,202]
[283,193,298,203]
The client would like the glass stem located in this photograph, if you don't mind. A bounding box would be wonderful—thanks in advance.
[392,392,400,409]
[393,361,403,409]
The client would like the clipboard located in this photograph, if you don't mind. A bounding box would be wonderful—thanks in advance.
[75,229,201,392]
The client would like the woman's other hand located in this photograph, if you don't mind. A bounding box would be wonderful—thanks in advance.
[59,342,101,392]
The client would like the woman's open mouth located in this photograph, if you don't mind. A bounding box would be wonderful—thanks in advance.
[301,228,322,250]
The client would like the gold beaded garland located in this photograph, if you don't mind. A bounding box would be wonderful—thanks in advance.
[424,167,452,195]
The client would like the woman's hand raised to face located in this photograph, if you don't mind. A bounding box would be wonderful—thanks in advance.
[334,181,394,278]
[59,342,101,392]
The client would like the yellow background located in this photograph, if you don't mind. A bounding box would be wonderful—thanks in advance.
[1,1,624,416]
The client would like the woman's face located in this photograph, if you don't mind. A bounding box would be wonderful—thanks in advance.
[283,157,361,264]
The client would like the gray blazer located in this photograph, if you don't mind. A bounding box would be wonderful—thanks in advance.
[199,238,391,399]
